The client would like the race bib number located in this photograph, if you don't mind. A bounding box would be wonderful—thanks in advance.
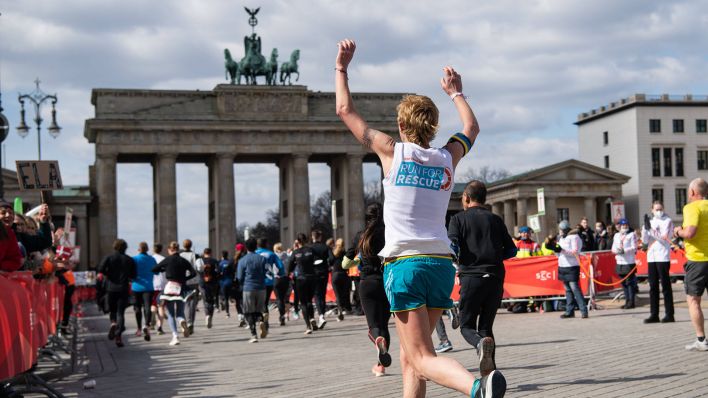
[164,281,182,296]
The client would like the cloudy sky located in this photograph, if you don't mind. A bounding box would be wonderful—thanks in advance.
[2,0,707,254]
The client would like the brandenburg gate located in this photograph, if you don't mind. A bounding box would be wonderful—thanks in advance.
[84,85,402,263]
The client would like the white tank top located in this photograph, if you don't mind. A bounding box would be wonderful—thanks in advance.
[379,142,455,258]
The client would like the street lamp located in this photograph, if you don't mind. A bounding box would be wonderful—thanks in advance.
[16,78,61,160]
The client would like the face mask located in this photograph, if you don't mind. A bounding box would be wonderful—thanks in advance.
[653,211,663,218]
[620,227,629,234]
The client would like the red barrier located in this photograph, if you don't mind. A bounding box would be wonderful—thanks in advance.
[0,273,65,381]
[635,250,687,276]
[0,275,33,380]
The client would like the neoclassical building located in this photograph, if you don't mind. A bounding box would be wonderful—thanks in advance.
[448,159,630,236]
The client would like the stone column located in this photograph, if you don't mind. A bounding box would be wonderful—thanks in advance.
[503,200,515,234]
[516,197,528,228]
[209,154,236,252]
[153,153,178,246]
[584,196,597,222]
[492,202,503,217]
[292,153,311,239]
[346,154,365,246]
[279,154,311,246]
[95,154,117,258]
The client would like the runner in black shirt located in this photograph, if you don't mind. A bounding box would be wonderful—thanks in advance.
[287,233,319,334]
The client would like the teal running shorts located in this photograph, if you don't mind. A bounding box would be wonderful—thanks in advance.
[383,255,455,312]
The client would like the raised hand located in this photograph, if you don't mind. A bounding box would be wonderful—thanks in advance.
[336,39,356,71]
[440,66,463,96]
[38,203,50,223]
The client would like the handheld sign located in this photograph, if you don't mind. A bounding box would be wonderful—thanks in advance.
[15,160,63,191]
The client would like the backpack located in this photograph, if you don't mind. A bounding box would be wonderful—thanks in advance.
[202,259,218,283]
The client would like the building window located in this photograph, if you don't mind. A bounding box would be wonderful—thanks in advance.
[603,131,608,146]
[676,188,687,215]
[651,148,661,177]
[675,148,684,177]
[697,119,707,133]
[557,208,569,223]
[663,148,673,176]
[673,119,684,133]
[650,119,661,133]
[604,155,610,169]
[698,150,708,170]
[652,188,664,204]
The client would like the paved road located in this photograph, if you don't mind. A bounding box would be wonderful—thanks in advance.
[37,284,708,397]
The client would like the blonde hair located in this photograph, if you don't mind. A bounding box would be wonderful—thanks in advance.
[397,95,439,146]
[273,242,283,253]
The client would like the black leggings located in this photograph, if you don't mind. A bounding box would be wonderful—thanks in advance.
[133,291,153,329]
[107,291,129,335]
[359,275,391,347]
[458,275,503,349]
[314,274,329,316]
[332,272,352,312]
[296,276,317,328]
[201,283,219,316]
[274,277,290,318]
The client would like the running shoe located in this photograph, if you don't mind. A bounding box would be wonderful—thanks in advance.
[239,318,247,328]
[317,315,327,330]
[143,327,151,342]
[451,306,460,330]
[249,336,258,343]
[337,311,344,322]
[115,335,124,348]
[375,336,392,367]
[188,324,194,335]
[279,316,286,326]
[309,318,318,331]
[478,337,496,377]
[292,310,300,320]
[108,324,117,340]
[169,336,180,346]
[435,341,453,353]
[371,364,385,377]
[134,329,142,337]
[157,327,165,335]
[471,370,506,398]
[685,339,708,351]
[180,319,190,338]
[304,328,313,335]
[206,315,213,329]
[258,321,268,339]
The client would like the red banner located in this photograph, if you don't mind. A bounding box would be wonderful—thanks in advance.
[635,250,687,276]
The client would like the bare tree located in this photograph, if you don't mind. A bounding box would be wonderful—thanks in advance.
[310,191,333,239]
[364,180,383,206]
[456,165,511,184]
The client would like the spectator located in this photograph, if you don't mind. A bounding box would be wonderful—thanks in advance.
[0,201,23,272]
[1,202,53,254]
[594,221,610,250]
[540,235,557,256]
[642,201,675,324]
[556,220,589,319]
[578,217,596,251]
[612,219,638,309]
[515,226,541,258]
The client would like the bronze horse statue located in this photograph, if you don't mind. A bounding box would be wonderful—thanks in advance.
[264,48,278,86]
[238,33,267,85]
[224,48,239,84]
[280,49,300,85]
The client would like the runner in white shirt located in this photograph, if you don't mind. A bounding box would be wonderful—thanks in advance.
[151,243,167,334]
[335,39,505,398]
[641,202,675,323]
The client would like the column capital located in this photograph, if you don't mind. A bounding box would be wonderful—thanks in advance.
[293,152,311,160]
[216,153,234,161]
[96,153,117,161]
[157,152,178,160]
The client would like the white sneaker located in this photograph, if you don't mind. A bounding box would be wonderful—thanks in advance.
[304,328,313,335]
[169,336,180,346]
[317,315,327,330]
[206,315,213,329]
[249,336,258,343]
[685,339,708,351]
[292,310,300,320]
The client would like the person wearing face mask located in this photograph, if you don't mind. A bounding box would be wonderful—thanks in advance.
[594,221,610,251]
[555,220,588,319]
[612,219,638,309]
[642,201,675,323]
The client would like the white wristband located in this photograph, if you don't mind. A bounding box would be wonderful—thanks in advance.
[450,92,466,100]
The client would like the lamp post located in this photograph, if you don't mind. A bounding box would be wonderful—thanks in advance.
[16,78,61,160]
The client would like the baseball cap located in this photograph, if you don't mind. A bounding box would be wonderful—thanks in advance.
[519,226,531,233]
[618,218,629,225]
[235,243,246,252]
[558,220,570,230]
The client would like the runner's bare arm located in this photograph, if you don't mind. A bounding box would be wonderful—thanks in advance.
[335,39,395,172]
[440,67,480,169]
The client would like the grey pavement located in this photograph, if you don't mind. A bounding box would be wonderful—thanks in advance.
[33,283,708,398]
